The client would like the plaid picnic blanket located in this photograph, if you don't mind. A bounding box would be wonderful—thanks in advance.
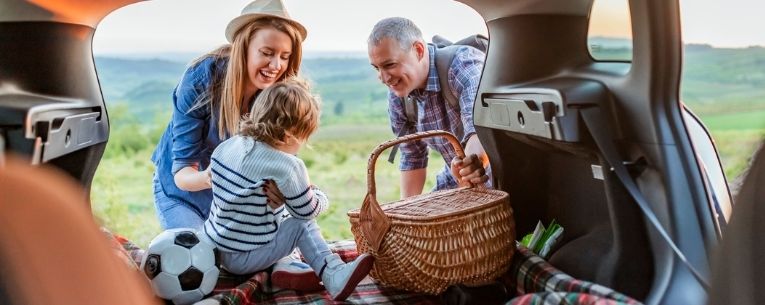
[209,240,440,305]
[108,230,641,305]
[504,246,642,305]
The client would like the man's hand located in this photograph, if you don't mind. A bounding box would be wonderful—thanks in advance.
[264,180,286,209]
[451,154,489,187]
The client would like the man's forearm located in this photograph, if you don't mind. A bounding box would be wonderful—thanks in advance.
[400,168,427,198]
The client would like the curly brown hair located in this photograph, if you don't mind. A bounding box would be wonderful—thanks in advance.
[239,78,320,146]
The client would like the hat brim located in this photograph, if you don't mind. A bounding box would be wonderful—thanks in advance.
[225,13,308,43]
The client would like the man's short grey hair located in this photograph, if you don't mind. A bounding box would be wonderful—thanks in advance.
[368,17,424,50]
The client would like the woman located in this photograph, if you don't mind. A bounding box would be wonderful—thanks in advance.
[151,0,308,230]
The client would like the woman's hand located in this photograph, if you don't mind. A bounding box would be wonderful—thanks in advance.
[204,167,212,188]
[450,154,489,187]
[264,180,286,209]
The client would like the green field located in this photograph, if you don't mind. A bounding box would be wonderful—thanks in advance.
[92,119,445,247]
[91,46,765,247]
[93,115,764,248]
[699,109,765,131]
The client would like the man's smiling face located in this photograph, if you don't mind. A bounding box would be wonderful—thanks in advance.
[368,38,427,98]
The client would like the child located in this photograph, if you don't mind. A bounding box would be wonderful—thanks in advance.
[201,79,373,301]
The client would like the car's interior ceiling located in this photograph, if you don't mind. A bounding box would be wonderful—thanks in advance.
[460,0,591,21]
[0,0,140,26]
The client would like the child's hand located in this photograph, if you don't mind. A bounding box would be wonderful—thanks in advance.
[264,180,286,209]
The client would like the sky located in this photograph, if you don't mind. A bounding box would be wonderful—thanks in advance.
[93,0,765,56]
[93,0,488,55]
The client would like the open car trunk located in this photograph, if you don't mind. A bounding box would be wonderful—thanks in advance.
[465,0,724,304]
[0,0,736,304]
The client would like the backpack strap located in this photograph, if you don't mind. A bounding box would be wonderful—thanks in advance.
[434,45,465,142]
[434,45,461,109]
[403,96,418,127]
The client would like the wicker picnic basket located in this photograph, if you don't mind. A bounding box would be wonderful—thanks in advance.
[347,130,515,295]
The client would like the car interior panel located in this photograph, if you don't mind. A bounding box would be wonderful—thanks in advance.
[0,20,110,194]
[465,0,722,304]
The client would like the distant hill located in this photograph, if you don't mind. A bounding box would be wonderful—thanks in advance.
[95,57,186,100]
[588,36,633,49]
[94,52,200,63]
[94,50,367,63]
[682,45,765,116]
[94,44,765,124]
[94,55,389,124]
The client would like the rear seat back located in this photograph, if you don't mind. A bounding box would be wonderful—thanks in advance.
[475,76,653,298]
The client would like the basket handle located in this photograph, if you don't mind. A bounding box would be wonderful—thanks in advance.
[360,130,466,253]
[367,130,467,194]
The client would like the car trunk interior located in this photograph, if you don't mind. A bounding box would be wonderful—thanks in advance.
[464,0,718,304]
[483,128,654,299]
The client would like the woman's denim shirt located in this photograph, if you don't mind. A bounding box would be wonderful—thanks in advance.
[151,56,233,218]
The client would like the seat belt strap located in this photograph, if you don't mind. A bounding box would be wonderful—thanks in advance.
[580,106,711,291]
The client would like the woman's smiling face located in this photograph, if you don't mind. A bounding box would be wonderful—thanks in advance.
[246,27,293,91]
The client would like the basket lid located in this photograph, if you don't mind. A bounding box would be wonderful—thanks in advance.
[348,187,508,221]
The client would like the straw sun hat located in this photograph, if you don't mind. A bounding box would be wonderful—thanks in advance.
[225,0,308,43]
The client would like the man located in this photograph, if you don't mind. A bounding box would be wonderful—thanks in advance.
[367,17,490,198]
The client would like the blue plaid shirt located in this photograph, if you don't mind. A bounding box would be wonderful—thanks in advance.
[388,43,486,190]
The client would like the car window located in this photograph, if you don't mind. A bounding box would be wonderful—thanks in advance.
[679,0,765,185]
[587,0,633,61]
[683,107,733,227]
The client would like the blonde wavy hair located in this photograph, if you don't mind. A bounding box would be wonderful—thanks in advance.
[239,78,320,146]
[190,17,304,139]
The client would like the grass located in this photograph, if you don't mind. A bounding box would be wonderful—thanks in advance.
[696,110,765,179]
[93,118,765,248]
[91,149,161,248]
[698,109,765,131]
[710,129,765,179]
[92,123,444,248]
[82,47,765,260]
[90,48,765,248]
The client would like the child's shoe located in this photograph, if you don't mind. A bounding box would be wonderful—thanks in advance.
[320,253,374,301]
[271,255,323,292]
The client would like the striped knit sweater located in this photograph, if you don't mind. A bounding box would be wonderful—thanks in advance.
[203,135,328,252]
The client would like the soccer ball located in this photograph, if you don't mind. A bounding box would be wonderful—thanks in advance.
[140,228,220,305]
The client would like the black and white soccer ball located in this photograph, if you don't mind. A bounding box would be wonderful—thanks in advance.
[140,228,220,305]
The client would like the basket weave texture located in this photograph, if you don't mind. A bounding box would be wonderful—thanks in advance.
[347,130,515,295]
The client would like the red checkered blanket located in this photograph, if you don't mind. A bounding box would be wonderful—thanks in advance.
[210,240,440,305]
[109,230,641,305]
